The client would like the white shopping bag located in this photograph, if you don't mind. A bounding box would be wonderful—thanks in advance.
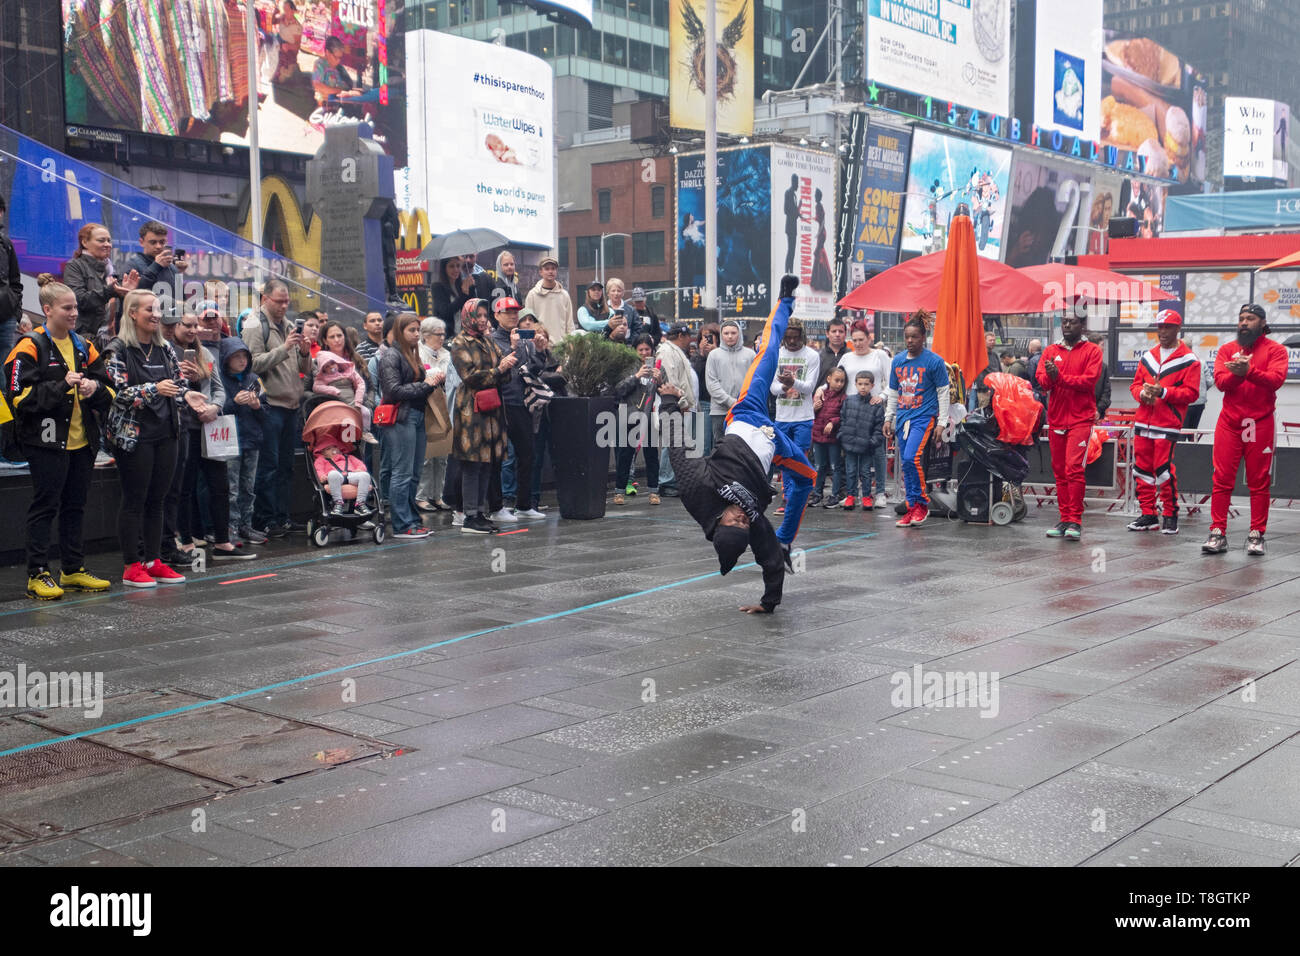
[201,415,240,460]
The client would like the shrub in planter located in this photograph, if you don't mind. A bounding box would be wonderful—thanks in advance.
[549,334,642,519]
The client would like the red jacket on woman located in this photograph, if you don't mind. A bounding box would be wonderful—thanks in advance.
[811,385,846,443]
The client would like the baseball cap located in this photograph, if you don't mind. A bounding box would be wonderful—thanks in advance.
[518,307,537,322]
[1154,308,1183,327]
[588,280,603,290]
[1239,303,1266,320]
[161,312,182,326]
[539,255,558,268]
[492,296,521,313]
[630,286,647,300]
[668,323,692,337]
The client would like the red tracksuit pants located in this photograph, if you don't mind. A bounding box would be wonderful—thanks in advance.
[1049,423,1090,524]
[1211,413,1275,534]
[1134,434,1178,516]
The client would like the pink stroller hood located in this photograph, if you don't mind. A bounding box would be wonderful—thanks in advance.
[302,400,364,454]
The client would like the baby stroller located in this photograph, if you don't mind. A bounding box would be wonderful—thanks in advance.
[934,372,1040,526]
[302,401,386,546]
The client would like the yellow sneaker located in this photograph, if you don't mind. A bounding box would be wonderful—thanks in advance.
[26,569,64,601]
[60,567,111,592]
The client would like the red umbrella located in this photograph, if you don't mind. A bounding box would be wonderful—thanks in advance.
[1017,263,1178,310]
[838,249,1050,314]
[1257,248,1300,271]
[931,215,990,389]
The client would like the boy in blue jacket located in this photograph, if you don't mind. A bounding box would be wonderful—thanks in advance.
[838,370,886,509]
[219,337,268,544]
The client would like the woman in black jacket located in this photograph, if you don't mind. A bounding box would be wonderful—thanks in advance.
[3,277,115,599]
[62,223,139,337]
[378,312,440,538]
[430,257,472,338]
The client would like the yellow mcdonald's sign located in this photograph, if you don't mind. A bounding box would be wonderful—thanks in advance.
[398,208,433,253]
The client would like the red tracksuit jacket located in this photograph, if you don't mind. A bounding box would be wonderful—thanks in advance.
[1035,339,1103,428]
[1129,342,1201,437]
[1214,337,1289,425]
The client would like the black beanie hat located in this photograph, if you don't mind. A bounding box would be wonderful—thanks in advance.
[712,525,750,575]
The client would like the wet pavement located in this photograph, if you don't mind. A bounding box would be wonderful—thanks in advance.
[0,495,1298,867]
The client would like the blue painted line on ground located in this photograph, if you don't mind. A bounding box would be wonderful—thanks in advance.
[0,531,875,758]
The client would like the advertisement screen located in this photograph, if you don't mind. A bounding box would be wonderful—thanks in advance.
[900,128,1012,261]
[771,147,837,321]
[676,148,772,319]
[1004,157,1092,267]
[1224,97,1290,186]
[406,30,554,248]
[62,1,405,162]
[866,0,1012,117]
[847,127,911,285]
[669,0,753,136]
[1117,272,1184,327]
[1032,0,1102,141]
[1100,31,1208,194]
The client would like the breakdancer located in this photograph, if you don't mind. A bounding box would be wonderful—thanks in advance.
[658,275,816,613]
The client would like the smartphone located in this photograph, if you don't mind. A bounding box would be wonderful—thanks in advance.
[174,248,187,259]
[517,329,535,340]
[295,318,305,333]
[182,348,198,366]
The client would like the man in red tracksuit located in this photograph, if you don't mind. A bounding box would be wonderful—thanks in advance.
[1036,310,1103,540]
[1203,303,1289,557]
[1127,309,1201,535]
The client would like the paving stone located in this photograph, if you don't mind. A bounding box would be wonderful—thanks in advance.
[538,694,764,755]
[1084,828,1286,867]
[1097,709,1294,787]
[1183,744,1300,830]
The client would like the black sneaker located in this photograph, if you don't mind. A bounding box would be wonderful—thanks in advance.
[261,524,287,539]
[1045,521,1068,539]
[1161,514,1179,535]
[160,547,188,565]
[808,493,823,507]
[212,544,258,560]
[330,502,348,516]
[286,520,309,534]
[821,496,841,509]
[1127,514,1160,532]
[1201,527,1228,554]
[659,486,679,498]
[461,514,493,535]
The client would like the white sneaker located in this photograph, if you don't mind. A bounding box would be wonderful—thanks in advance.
[874,493,888,509]
[515,508,546,520]
[452,511,465,527]
[488,508,518,523]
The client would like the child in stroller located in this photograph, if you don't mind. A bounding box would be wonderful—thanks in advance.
[302,400,386,546]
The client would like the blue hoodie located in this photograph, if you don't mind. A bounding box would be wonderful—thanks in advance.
[219,336,266,450]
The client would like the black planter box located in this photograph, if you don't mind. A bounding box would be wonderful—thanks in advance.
[549,394,617,520]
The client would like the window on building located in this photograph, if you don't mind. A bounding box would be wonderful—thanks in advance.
[653,0,669,28]
[557,238,569,269]
[603,235,625,267]
[577,28,600,59]
[576,236,600,269]
[598,190,612,222]
[627,0,652,24]
[652,46,668,78]
[633,231,665,266]
[506,33,526,51]
[605,0,626,16]
[629,39,652,73]
[603,32,627,67]
[651,185,665,218]
[557,27,575,56]
[532,27,555,56]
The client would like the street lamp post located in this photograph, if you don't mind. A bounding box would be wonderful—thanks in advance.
[598,232,631,288]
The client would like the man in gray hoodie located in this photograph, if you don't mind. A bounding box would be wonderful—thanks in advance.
[705,319,755,449]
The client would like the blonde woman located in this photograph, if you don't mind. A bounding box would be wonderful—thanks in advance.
[104,290,209,587]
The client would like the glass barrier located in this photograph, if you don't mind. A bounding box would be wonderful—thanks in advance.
[0,123,382,326]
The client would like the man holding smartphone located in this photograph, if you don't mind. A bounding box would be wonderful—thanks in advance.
[489,297,544,520]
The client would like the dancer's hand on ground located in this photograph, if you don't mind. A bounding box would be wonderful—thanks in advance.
[739,604,773,614]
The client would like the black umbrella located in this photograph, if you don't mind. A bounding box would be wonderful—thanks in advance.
[418,228,512,262]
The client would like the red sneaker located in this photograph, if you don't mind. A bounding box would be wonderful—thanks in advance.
[122,562,157,589]
[145,560,187,585]
[861,496,874,509]
[842,496,856,510]
[895,505,916,527]
[909,502,929,526]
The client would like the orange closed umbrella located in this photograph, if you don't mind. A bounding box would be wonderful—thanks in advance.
[1257,248,1300,271]
[931,214,988,389]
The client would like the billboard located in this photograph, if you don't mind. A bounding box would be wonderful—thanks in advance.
[61,0,405,163]
[771,147,837,321]
[669,0,754,136]
[847,127,912,285]
[406,30,554,248]
[1032,0,1102,142]
[1004,156,1092,267]
[676,147,772,319]
[1224,97,1290,186]
[865,0,1012,118]
[900,128,1012,261]
[1100,31,1208,194]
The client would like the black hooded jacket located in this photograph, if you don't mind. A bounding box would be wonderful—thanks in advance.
[660,392,786,610]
